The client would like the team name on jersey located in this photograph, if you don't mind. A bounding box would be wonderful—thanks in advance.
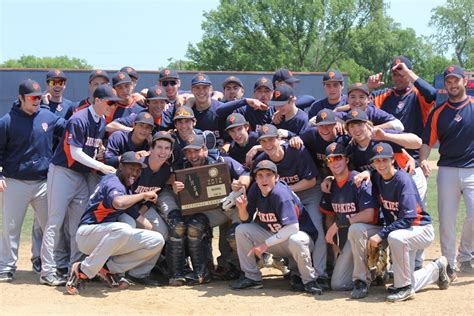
[134,186,160,193]
[332,202,356,214]
[85,137,103,148]
[280,175,300,185]
[256,210,278,223]
[380,196,399,211]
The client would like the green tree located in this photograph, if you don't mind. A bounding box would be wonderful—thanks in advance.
[0,55,92,69]
[429,0,474,68]
[164,58,197,71]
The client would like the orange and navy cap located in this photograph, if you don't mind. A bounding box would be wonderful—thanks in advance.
[323,70,343,82]
[120,151,147,168]
[272,68,300,85]
[159,69,179,81]
[222,76,243,89]
[134,112,155,127]
[325,142,347,157]
[254,159,278,174]
[253,77,273,91]
[112,72,132,87]
[191,73,212,86]
[370,142,394,161]
[258,124,279,141]
[173,106,195,121]
[183,134,206,150]
[315,109,337,126]
[146,85,168,101]
[19,79,43,96]
[89,69,110,83]
[225,113,248,131]
[345,108,369,124]
[120,66,138,80]
[443,65,465,79]
[391,56,412,70]
[347,82,369,96]
[269,85,295,107]
[46,69,67,81]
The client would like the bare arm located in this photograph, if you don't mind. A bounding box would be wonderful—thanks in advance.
[289,177,316,193]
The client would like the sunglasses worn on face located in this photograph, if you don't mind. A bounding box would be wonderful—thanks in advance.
[26,95,42,101]
[48,80,65,87]
[327,155,345,164]
[162,80,177,87]
[105,100,116,106]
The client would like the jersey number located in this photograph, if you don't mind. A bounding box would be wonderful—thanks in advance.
[267,223,282,233]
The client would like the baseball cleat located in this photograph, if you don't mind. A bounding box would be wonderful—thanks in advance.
[65,262,88,295]
[0,272,14,283]
[40,273,67,286]
[459,261,473,274]
[31,258,42,274]
[230,276,263,290]
[169,276,186,286]
[386,285,415,302]
[304,280,323,295]
[351,280,368,299]
[97,267,118,288]
[434,256,449,290]
[447,264,458,283]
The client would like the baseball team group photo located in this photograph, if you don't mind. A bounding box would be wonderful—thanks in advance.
[0,0,473,314]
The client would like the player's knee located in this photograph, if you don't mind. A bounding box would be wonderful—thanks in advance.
[348,223,365,240]
[111,223,134,239]
[169,219,186,239]
[387,231,406,246]
[288,233,309,251]
[187,215,209,239]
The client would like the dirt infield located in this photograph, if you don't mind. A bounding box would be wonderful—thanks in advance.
[1,240,473,315]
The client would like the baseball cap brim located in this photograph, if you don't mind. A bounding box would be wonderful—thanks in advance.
[327,153,346,158]
[182,144,203,151]
[103,96,123,102]
[25,91,44,97]
[173,115,194,121]
[444,73,463,79]
[284,78,300,84]
[316,120,336,126]
[147,96,168,101]
[257,134,278,141]
[253,166,277,173]
[269,100,289,107]
[370,154,393,161]
[345,117,368,124]
[225,121,247,131]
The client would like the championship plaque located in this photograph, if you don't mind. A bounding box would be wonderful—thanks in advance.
[174,162,231,215]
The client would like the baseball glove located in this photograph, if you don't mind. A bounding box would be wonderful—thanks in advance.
[367,241,389,281]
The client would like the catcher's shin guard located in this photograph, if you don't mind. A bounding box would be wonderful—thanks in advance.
[66,262,88,295]
[166,212,187,280]
[187,215,210,284]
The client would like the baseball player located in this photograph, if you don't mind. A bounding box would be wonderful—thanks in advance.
[120,66,148,106]
[40,84,118,286]
[66,151,164,294]
[0,79,65,283]
[105,72,143,124]
[319,142,378,294]
[104,111,154,168]
[307,70,347,118]
[272,68,316,110]
[157,68,186,110]
[225,113,259,165]
[419,65,474,279]
[230,160,321,294]
[75,69,110,113]
[221,76,245,102]
[363,142,449,302]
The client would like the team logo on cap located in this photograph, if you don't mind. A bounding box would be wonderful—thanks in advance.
[260,160,269,166]
[176,109,191,117]
[32,82,40,91]
[96,70,102,74]
[126,67,132,73]
[328,71,335,78]
[163,69,171,75]
[320,111,328,120]
[262,125,269,133]
[395,59,401,65]
[261,78,268,83]
[376,145,384,153]
[228,76,236,80]
[447,66,455,73]
[196,75,205,81]
[355,82,363,86]
[351,110,359,118]
[228,115,236,123]
[54,69,61,75]
[155,88,162,95]
[42,123,48,132]
[329,144,337,152]
[144,113,152,119]
[187,135,195,144]
[118,73,125,80]
[274,90,281,98]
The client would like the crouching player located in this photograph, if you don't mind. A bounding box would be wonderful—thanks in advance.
[359,143,449,302]
[230,160,322,295]
[66,152,165,294]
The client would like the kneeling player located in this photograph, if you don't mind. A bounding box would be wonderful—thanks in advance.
[367,143,449,302]
[230,160,321,295]
[66,152,165,294]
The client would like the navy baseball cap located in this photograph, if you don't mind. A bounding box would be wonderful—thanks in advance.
[443,65,465,79]
[345,108,369,123]
[253,77,273,90]
[112,72,132,86]
[173,106,195,120]
[134,112,155,127]
[93,84,122,101]
[19,79,43,96]
[269,85,295,107]
[159,69,180,81]
[222,76,243,88]
[315,109,337,126]
[89,69,110,83]
[191,73,212,86]
[146,85,168,101]
[46,69,67,81]
[370,142,394,161]
[325,142,347,157]
[120,151,147,168]
[253,159,278,174]
[183,134,206,150]
[225,113,248,131]
[258,124,279,141]
[347,82,369,96]
[391,56,412,70]
[120,66,138,80]
[272,68,300,85]
[323,70,343,82]
[152,131,175,144]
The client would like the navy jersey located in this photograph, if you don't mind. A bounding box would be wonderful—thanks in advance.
[74,98,91,113]
[0,103,65,180]
[133,156,172,193]
[170,129,203,169]
[52,107,106,174]
[215,98,275,132]
[372,169,431,239]
[275,108,308,136]
[40,98,76,120]
[105,101,143,124]
[105,130,150,168]
[246,180,300,232]
[422,97,474,168]
[228,131,259,165]
[347,138,406,172]
[113,109,173,133]
[308,96,347,119]
[192,99,225,146]
[319,170,379,225]
[253,143,318,185]
[80,174,139,225]
[372,78,436,138]
[339,104,396,126]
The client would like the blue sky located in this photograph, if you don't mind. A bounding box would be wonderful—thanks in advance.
[0,0,446,70]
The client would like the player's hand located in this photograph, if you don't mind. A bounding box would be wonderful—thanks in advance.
[135,150,150,159]
[420,160,431,177]
[143,188,160,203]
[246,98,268,111]
[172,181,184,194]
[331,244,342,259]
[288,136,303,149]
[391,63,417,82]
[309,115,318,126]
[334,104,350,113]
[367,73,385,90]
[211,90,224,101]
[353,170,371,187]
[95,145,107,162]
[325,222,338,244]
[405,156,416,175]
[132,92,146,105]
[41,92,52,105]
[175,95,186,108]
[0,179,6,192]
[100,164,117,175]
[235,188,248,210]
[245,145,260,168]
[321,176,334,194]
[277,129,288,139]
[231,179,244,192]
[136,215,153,230]
[247,243,268,258]
[335,121,345,135]
[371,127,386,141]
[272,111,283,125]
[368,234,382,249]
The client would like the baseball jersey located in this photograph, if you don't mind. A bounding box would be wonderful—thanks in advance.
[228,131,259,165]
[422,97,474,168]
[0,102,65,180]
[192,99,226,146]
[347,138,407,172]
[105,130,150,168]
[307,96,347,119]
[80,174,140,225]
[74,98,91,113]
[105,101,143,124]
[253,143,318,185]
[133,156,172,194]
[275,108,308,136]
[215,98,275,132]
[52,107,106,174]
[372,169,431,239]
[113,109,173,133]
[170,129,203,169]
[40,98,76,120]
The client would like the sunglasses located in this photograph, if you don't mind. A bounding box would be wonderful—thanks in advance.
[26,95,42,101]
[161,80,177,87]
[48,80,65,87]
[105,100,116,106]
[326,155,345,163]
